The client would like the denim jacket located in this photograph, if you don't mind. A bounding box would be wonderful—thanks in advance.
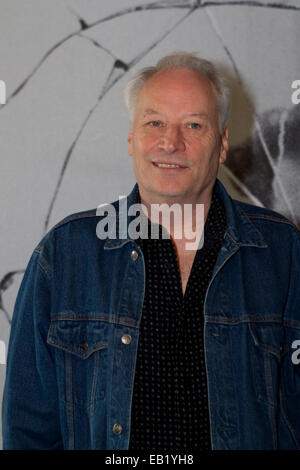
[2,179,300,450]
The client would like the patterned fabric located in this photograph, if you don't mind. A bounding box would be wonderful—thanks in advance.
[128,190,227,451]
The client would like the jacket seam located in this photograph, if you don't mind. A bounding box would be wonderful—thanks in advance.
[204,315,300,328]
[51,211,97,231]
[245,213,300,236]
[49,313,140,328]
[34,246,52,279]
[238,207,267,244]
[279,393,300,449]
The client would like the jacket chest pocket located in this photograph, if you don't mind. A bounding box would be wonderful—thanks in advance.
[47,319,109,409]
[248,322,282,407]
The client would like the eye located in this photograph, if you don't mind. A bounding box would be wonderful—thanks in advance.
[148,120,162,127]
[188,122,202,129]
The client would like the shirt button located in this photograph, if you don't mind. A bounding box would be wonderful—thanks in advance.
[113,423,122,435]
[121,334,132,345]
[81,340,88,350]
[131,250,138,261]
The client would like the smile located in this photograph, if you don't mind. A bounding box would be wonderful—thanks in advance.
[153,162,185,168]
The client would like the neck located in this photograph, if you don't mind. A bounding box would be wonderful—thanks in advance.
[138,189,213,250]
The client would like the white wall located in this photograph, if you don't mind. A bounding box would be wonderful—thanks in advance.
[1,0,300,449]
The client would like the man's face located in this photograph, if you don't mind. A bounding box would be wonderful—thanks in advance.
[127,67,228,205]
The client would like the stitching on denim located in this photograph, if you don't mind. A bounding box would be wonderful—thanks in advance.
[48,336,108,358]
[279,392,300,449]
[248,322,281,360]
[205,315,281,325]
[38,255,51,279]
[227,323,239,448]
[238,208,267,244]
[245,213,300,238]
[282,319,300,329]
[265,352,278,447]
[204,315,300,329]
[49,313,140,328]
[65,352,74,450]
[34,245,52,279]
[52,211,97,232]
[247,213,293,224]
[90,351,99,409]
[224,230,236,244]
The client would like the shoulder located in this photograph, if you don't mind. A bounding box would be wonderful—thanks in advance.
[233,199,300,240]
[41,198,121,239]
[34,197,121,256]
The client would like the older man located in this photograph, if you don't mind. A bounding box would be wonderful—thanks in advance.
[3,52,300,450]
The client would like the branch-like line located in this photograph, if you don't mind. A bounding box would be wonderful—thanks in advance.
[1,3,196,322]
[1,1,197,322]
[2,0,299,320]
[204,6,297,224]
[0,270,25,324]
[3,0,300,104]
[43,6,195,233]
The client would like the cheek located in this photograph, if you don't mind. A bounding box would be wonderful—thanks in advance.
[136,134,159,155]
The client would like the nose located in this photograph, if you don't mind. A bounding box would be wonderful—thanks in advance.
[158,125,185,153]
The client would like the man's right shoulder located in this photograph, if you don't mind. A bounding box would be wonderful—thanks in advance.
[34,197,121,254]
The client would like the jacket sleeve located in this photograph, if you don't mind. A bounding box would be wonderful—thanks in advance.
[2,245,63,449]
[277,227,300,449]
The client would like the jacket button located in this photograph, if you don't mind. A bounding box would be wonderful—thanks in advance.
[121,334,132,345]
[113,423,122,435]
[131,250,138,261]
[81,340,88,350]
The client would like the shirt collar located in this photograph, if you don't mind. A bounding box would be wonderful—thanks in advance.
[104,179,268,249]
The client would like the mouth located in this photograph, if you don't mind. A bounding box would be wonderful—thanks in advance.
[152,162,187,169]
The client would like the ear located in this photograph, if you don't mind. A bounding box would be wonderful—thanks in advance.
[219,126,228,164]
[127,130,133,156]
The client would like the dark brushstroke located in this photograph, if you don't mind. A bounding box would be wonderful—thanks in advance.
[0,270,25,324]
[114,59,129,71]
[79,34,118,60]
[2,0,300,105]
[2,0,300,320]
[79,19,89,30]
[204,6,298,223]
[43,6,195,234]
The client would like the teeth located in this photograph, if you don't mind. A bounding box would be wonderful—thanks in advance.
[154,163,181,168]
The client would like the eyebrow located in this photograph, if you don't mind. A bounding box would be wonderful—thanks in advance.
[143,109,160,117]
[142,109,208,119]
[182,113,208,119]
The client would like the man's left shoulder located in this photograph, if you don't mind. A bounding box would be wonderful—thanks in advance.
[234,199,300,239]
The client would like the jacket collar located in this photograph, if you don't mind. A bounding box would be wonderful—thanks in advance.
[214,179,268,248]
[104,179,268,249]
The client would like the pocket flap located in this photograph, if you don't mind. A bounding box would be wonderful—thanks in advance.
[47,319,109,359]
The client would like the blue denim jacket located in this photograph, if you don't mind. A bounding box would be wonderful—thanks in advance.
[2,179,300,450]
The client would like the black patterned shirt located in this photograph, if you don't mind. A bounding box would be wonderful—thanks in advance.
[128,189,227,451]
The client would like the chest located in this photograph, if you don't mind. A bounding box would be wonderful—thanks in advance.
[176,248,197,295]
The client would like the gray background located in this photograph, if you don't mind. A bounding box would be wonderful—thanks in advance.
[1,0,300,449]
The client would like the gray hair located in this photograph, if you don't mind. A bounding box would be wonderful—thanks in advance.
[124,52,230,133]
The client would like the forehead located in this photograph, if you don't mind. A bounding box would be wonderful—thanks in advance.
[136,67,218,115]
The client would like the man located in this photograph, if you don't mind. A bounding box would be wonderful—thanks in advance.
[2,52,300,450]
